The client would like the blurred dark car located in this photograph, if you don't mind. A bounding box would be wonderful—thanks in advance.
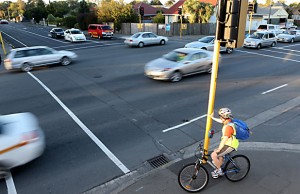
[0,112,45,169]
[0,19,8,24]
[50,28,64,38]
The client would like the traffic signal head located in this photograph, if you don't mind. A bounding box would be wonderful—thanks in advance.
[178,7,182,15]
[218,0,248,48]
[248,2,254,13]
[140,7,144,16]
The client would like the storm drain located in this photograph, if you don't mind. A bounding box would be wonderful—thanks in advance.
[147,155,169,168]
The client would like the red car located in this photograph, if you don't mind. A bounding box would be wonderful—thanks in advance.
[88,24,114,39]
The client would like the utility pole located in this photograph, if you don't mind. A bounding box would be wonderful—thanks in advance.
[268,1,273,24]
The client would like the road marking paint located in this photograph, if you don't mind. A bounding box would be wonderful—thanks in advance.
[27,72,130,174]
[263,49,300,56]
[281,43,300,48]
[0,31,27,47]
[262,84,288,95]
[162,114,207,133]
[236,50,300,63]
[5,171,17,194]
[52,43,123,50]
[273,47,300,53]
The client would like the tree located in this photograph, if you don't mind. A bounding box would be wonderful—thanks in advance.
[97,0,138,31]
[165,0,175,7]
[150,0,162,5]
[183,0,214,23]
[152,12,164,23]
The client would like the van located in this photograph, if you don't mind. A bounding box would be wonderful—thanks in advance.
[257,24,283,35]
[88,24,114,39]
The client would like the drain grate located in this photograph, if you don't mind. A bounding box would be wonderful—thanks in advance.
[147,155,169,168]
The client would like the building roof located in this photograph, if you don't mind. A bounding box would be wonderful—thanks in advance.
[133,2,166,16]
[256,6,285,15]
[164,0,217,15]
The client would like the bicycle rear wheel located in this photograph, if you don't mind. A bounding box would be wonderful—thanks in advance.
[178,163,209,192]
[224,155,250,182]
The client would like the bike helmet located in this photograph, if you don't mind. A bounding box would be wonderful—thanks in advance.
[218,108,232,119]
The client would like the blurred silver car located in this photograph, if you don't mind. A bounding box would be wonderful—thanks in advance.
[144,48,216,82]
[243,31,277,49]
[124,32,168,48]
[185,36,234,54]
[4,46,77,72]
[0,112,45,169]
[277,30,300,43]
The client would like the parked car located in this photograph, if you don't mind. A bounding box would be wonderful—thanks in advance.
[50,28,65,38]
[124,32,168,48]
[0,112,45,169]
[64,28,86,42]
[184,36,234,54]
[243,31,277,49]
[276,30,300,43]
[4,46,77,72]
[0,19,8,24]
[88,24,114,39]
[144,48,216,82]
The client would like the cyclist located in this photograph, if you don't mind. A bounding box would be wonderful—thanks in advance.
[209,108,239,178]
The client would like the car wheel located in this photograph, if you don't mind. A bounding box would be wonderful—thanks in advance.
[201,47,207,50]
[54,34,57,38]
[290,38,294,43]
[271,42,276,47]
[257,44,261,49]
[61,57,72,66]
[138,42,144,48]
[226,48,233,54]
[21,63,32,72]
[170,71,183,82]
[160,40,166,45]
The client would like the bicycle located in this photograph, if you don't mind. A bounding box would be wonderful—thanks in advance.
[178,142,250,192]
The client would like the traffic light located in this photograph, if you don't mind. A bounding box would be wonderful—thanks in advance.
[222,0,248,48]
[140,7,144,16]
[178,7,182,15]
[248,2,254,13]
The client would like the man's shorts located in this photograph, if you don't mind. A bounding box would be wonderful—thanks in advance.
[217,145,235,157]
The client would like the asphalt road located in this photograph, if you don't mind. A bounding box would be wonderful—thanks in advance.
[0,22,300,194]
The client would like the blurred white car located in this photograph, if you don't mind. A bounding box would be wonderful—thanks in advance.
[64,28,86,42]
[145,48,216,82]
[0,112,45,169]
[124,32,168,48]
[4,46,77,72]
[184,36,234,54]
[277,30,300,43]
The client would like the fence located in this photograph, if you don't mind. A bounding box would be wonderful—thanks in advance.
[120,23,216,36]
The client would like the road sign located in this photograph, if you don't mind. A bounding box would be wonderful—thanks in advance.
[182,24,187,30]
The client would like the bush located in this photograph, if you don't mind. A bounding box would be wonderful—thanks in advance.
[56,17,63,26]
[62,16,77,28]
[47,14,56,25]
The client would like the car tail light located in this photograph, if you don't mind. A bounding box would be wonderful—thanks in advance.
[4,58,11,63]
[129,39,133,42]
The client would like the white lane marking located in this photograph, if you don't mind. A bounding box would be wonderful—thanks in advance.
[236,50,300,63]
[263,49,300,56]
[262,84,288,95]
[5,171,17,194]
[281,43,300,48]
[273,47,300,53]
[0,31,27,47]
[66,43,124,51]
[27,72,130,174]
[162,114,207,133]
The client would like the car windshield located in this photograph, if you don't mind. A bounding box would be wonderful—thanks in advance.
[102,26,112,30]
[249,33,264,39]
[70,30,81,34]
[289,31,297,35]
[55,28,63,32]
[163,51,188,62]
[198,37,214,43]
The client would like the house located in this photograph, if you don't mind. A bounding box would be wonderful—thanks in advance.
[291,7,300,20]
[163,0,217,24]
[133,2,167,23]
[254,5,288,25]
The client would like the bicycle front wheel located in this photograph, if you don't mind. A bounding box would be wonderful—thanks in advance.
[178,163,209,192]
[224,155,250,182]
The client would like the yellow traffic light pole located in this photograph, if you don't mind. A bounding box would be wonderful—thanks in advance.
[0,32,7,55]
[203,40,221,156]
